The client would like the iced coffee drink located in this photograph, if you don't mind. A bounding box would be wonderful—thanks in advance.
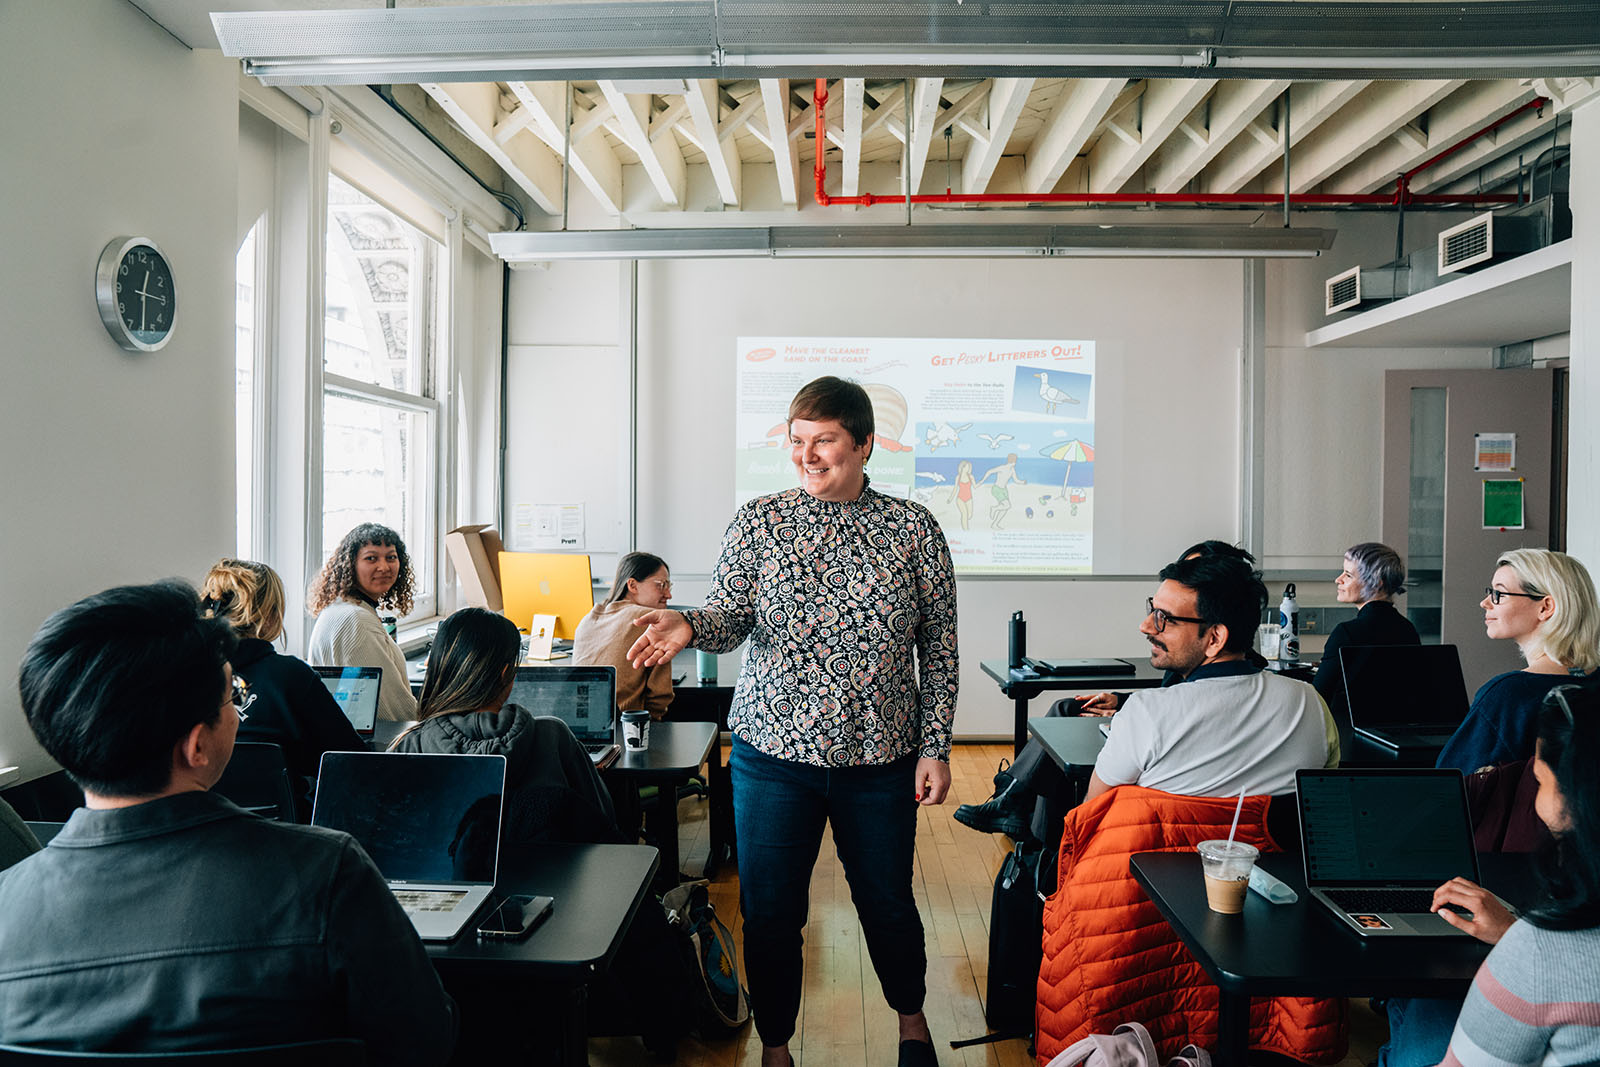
[1197,839,1258,914]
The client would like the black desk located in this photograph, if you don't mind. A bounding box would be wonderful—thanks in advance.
[1129,851,1524,1067]
[428,842,657,1067]
[983,659,1165,755]
[1028,715,1111,771]
[608,720,718,889]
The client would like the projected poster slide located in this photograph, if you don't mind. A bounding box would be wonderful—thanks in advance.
[735,337,1095,575]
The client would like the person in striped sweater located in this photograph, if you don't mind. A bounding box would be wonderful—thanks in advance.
[1430,683,1600,1067]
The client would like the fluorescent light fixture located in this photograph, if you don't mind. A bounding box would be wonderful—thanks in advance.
[212,3,1599,85]
[490,225,1334,261]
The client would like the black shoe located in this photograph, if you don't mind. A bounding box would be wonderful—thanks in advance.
[899,1038,938,1067]
[953,770,1035,840]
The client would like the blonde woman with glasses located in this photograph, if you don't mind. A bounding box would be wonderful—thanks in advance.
[573,552,675,719]
[1436,548,1600,774]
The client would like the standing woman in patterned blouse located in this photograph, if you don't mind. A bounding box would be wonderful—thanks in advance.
[629,376,959,1067]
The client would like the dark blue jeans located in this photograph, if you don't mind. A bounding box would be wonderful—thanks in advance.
[729,737,927,1048]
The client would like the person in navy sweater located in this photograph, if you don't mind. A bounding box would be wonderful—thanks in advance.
[1437,548,1600,774]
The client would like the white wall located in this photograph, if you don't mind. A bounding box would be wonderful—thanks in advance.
[1566,100,1599,575]
[0,3,239,782]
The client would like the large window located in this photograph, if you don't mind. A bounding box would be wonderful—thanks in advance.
[322,174,442,620]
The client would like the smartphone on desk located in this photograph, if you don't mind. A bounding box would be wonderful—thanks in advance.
[476,894,554,940]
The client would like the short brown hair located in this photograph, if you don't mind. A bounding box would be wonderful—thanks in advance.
[787,376,875,456]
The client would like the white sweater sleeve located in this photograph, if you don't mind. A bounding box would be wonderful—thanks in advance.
[307,600,418,722]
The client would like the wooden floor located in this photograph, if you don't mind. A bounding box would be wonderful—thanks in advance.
[589,743,1385,1067]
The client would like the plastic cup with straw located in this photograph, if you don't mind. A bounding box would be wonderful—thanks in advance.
[1197,788,1260,914]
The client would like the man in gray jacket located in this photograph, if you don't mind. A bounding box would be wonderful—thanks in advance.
[0,581,456,1063]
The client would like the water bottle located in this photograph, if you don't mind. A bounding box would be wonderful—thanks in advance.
[1278,584,1299,664]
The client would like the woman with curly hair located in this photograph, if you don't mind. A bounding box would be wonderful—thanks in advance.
[307,523,418,722]
[201,558,365,813]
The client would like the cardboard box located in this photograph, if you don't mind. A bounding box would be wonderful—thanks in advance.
[445,524,504,610]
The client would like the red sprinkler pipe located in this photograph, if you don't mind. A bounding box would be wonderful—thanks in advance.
[1392,94,1548,202]
[810,78,1530,210]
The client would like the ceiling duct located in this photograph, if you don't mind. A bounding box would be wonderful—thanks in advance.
[1324,265,1412,316]
[1438,212,1546,276]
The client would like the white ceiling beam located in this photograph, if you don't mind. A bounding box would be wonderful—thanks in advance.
[491,105,536,146]
[598,81,686,208]
[1326,81,1537,194]
[1021,77,1124,196]
[1393,122,1429,154]
[718,94,763,143]
[422,81,561,214]
[861,83,907,139]
[1413,107,1557,193]
[1204,80,1368,193]
[840,78,865,197]
[1258,79,1463,193]
[930,80,993,140]
[648,98,691,143]
[906,77,945,193]
[568,97,614,144]
[506,81,623,217]
[1085,78,1214,193]
[961,77,1034,194]
[760,78,799,206]
[1148,79,1288,194]
[1435,119,1569,194]
[685,78,742,205]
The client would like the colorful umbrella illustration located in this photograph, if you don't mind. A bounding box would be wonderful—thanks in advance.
[1045,438,1094,496]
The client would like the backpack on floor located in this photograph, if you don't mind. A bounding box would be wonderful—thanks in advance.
[1046,1021,1211,1067]
[985,839,1046,1033]
[662,880,750,1037]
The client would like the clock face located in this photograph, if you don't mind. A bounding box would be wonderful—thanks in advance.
[96,238,176,351]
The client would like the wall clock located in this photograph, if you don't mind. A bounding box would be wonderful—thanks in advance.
[95,237,176,352]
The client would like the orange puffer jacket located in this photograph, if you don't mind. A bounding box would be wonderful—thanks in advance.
[1035,786,1347,1064]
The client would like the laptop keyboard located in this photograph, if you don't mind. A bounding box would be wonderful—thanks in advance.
[392,889,466,914]
[1326,888,1436,914]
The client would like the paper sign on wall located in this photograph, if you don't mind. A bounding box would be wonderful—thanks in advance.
[1482,479,1525,530]
[510,503,587,551]
[1474,433,1516,472]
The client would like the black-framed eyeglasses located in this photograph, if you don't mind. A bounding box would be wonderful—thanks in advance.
[1484,586,1548,605]
[1146,597,1208,634]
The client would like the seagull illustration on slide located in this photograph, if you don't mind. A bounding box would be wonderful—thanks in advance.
[977,432,1014,450]
[923,421,972,451]
[916,470,948,483]
[1033,372,1080,415]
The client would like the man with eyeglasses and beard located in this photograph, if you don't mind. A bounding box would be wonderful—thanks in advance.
[0,581,456,1062]
[956,545,1338,840]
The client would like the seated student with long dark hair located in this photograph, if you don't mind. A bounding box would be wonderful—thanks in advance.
[390,607,616,838]
[1424,684,1600,1066]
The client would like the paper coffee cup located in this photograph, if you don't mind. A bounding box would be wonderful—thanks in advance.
[621,710,650,751]
[1197,839,1259,914]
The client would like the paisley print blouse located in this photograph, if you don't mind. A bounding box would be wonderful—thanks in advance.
[683,483,959,767]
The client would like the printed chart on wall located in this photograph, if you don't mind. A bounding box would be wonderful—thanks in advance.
[736,337,1096,574]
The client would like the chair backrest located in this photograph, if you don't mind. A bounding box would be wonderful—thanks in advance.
[0,797,42,872]
[211,743,297,823]
[0,1039,364,1065]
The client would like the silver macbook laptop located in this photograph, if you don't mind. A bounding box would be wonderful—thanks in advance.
[312,752,506,941]
[313,665,382,737]
[1297,768,1481,938]
[507,665,621,769]
[1340,645,1471,751]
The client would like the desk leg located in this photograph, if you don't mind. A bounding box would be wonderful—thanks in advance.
[645,787,683,889]
[1012,693,1032,756]
[705,740,734,877]
[561,984,589,1067]
[1217,989,1251,1067]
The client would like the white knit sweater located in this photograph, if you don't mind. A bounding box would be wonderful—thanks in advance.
[306,598,417,722]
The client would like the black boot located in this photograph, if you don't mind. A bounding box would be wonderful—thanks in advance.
[953,768,1037,841]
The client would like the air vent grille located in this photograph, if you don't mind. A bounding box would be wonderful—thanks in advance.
[1326,268,1361,314]
[1439,214,1496,274]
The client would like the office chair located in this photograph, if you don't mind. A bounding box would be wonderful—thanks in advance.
[0,1039,364,1064]
[211,743,298,823]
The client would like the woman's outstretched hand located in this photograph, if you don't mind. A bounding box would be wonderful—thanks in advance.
[628,609,692,668]
[1432,877,1516,944]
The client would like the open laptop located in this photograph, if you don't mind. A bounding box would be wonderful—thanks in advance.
[312,665,382,738]
[312,752,506,941]
[508,665,621,769]
[1297,768,1481,937]
[1340,644,1471,750]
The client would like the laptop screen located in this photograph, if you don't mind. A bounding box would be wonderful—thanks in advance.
[313,666,381,734]
[1298,770,1479,888]
[1340,645,1471,728]
[507,665,616,742]
[311,752,505,885]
